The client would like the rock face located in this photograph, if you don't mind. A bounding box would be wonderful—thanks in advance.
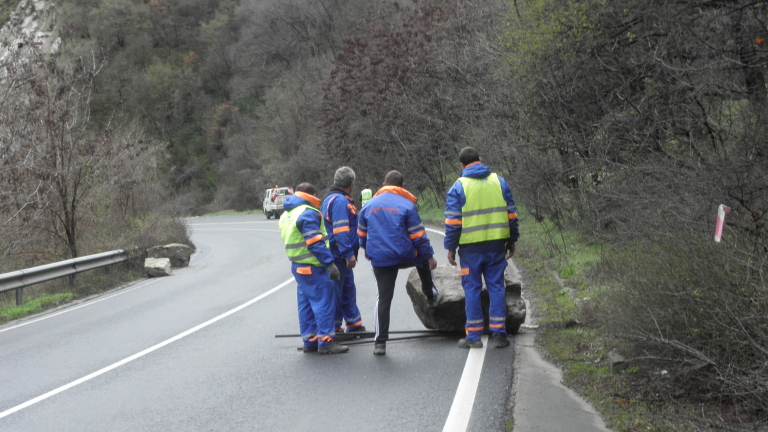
[0,0,60,55]
[144,258,172,277]
[405,264,526,334]
[147,243,192,268]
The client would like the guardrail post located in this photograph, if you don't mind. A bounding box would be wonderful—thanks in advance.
[16,288,22,306]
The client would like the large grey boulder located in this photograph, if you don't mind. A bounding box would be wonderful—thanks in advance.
[144,258,172,277]
[405,264,526,334]
[147,243,192,268]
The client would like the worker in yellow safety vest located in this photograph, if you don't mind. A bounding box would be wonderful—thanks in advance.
[360,187,372,207]
[444,147,519,350]
[279,182,349,354]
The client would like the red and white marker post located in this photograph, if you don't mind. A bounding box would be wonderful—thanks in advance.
[714,204,731,243]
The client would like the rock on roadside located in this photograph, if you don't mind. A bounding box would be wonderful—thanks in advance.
[144,257,172,277]
[147,243,192,268]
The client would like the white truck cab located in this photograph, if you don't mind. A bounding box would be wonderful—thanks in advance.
[263,186,294,219]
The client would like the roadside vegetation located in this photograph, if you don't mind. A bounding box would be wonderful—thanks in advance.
[0,293,75,323]
[0,0,13,28]
[515,208,765,431]
[0,35,193,318]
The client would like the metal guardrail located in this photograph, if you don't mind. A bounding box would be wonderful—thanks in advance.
[0,250,129,305]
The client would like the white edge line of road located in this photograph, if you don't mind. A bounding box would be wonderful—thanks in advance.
[187,221,275,226]
[425,227,445,236]
[191,229,280,232]
[0,277,295,420]
[0,279,161,335]
[442,335,489,432]
[426,226,490,432]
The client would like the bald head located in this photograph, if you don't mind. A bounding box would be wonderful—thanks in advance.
[295,182,317,196]
[383,170,404,187]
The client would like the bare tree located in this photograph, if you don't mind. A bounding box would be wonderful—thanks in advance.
[0,37,158,263]
[503,0,768,412]
[322,0,512,200]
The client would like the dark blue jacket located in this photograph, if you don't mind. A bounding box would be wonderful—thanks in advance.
[358,186,434,267]
[283,193,334,266]
[444,162,519,254]
[321,187,359,262]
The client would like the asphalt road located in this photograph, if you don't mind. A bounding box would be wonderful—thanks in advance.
[0,213,515,432]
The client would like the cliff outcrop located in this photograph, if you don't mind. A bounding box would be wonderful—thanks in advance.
[0,0,59,53]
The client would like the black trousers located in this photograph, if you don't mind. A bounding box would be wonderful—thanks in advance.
[372,263,434,344]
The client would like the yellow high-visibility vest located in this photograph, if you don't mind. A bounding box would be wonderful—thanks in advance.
[279,204,329,266]
[361,189,373,206]
[458,173,510,244]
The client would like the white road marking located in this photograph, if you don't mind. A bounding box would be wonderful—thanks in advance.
[0,277,295,420]
[427,226,488,431]
[0,279,160,334]
[425,227,446,236]
[191,229,280,232]
[187,221,274,226]
[427,226,492,430]
[442,335,490,432]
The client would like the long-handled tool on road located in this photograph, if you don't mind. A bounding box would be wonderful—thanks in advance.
[275,329,457,350]
[275,329,448,339]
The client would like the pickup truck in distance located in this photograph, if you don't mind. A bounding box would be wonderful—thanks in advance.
[263,187,294,219]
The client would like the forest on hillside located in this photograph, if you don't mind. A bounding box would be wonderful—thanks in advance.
[1,0,767,427]
[51,0,512,213]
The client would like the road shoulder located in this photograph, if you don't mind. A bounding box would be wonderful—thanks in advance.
[509,260,613,432]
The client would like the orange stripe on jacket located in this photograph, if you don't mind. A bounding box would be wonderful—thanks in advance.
[409,230,425,240]
[305,234,323,245]
[445,218,462,226]
[508,212,518,220]
[489,323,505,328]
[333,226,350,234]
[357,229,367,237]
[465,326,484,332]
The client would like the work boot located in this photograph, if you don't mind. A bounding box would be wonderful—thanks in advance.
[373,343,386,356]
[347,325,367,333]
[492,333,510,348]
[318,340,349,354]
[457,338,483,349]
[302,345,318,353]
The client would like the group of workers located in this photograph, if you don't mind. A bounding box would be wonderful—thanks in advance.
[278,147,520,355]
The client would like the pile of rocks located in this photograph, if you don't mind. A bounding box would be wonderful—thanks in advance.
[405,264,526,334]
[143,244,192,277]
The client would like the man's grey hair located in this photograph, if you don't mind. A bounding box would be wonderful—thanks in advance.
[334,166,356,188]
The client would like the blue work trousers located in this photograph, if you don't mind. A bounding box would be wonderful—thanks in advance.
[332,259,363,332]
[292,263,336,348]
[459,249,508,341]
